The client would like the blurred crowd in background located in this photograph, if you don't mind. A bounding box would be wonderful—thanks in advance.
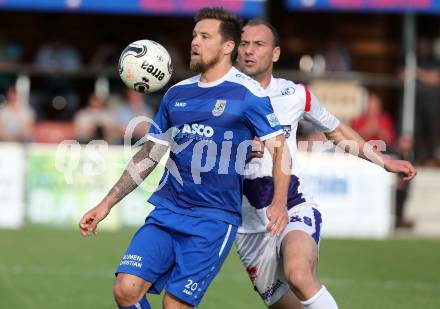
[0,34,166,145]
[0,9,440,166]
[2,28,438,166]
[1,6,440,230]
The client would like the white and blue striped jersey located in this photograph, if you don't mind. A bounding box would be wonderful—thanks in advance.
[239,77,340,233]
[147,67,283,226]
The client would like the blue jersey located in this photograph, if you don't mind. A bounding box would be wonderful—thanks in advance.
[147,67,282,226]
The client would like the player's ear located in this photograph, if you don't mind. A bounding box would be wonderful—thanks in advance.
[224,40,235,57]
[272,46,280,63]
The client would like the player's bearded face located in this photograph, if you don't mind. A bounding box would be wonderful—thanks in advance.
[237,25,277,78]
[190,20,224,73]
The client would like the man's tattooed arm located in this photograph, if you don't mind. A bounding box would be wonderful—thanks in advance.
[103,140,168,208]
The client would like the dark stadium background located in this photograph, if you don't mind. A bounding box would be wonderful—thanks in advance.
[0,1,439,308]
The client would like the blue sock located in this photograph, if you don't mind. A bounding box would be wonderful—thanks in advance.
[118,297,151,309]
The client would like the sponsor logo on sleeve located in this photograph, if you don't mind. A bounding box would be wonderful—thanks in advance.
[281,86,295,96]
[266,113,280,127]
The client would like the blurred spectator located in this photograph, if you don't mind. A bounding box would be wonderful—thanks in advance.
[394,134,415,229]
[35,41,82,71]
[74,94,114,144]
[317,40,352,72]
[114,89,155,144]
[0,35,21,67]
[351,92,396,148]
[33,40,82,121]
[0,34,22,94]
[0,86,35,142]
[414,37,440,165]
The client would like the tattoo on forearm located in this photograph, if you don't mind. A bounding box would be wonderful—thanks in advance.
[108,141,167,203]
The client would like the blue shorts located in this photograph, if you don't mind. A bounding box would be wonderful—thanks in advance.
[116,206,237,307]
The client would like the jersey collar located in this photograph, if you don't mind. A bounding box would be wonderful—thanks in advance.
[197,67,234,88]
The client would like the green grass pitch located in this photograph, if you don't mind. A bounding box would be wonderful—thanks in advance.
[0,227,439,308]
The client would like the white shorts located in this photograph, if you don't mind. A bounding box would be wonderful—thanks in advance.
[235,203,322,306]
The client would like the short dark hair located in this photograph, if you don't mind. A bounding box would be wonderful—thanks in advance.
[194,7,242,61]
[244,19,280,47]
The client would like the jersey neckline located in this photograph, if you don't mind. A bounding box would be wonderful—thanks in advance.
[197,67,235,88]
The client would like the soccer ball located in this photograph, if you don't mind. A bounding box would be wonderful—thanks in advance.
[118,40,173,93]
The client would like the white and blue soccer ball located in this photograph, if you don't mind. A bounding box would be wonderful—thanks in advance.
[118,39,173,93]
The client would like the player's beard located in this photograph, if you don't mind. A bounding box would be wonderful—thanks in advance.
[190,52,221,73]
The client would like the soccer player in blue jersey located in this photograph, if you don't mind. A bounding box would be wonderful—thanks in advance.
[79,8,291,309]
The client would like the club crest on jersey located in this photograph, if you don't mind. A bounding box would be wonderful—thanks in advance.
[281,125,292,138]
[212,100,227,117]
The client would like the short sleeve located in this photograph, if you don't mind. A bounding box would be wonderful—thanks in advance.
[301,85,340,132]
[147,92,171,146]
[243,94,283,141]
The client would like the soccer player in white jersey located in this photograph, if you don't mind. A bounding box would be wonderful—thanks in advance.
[79,10,291,309]
[235,19,417,309]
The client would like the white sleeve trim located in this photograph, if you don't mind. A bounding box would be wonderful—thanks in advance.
[259,129,283,141]
[327,118,341,132]
[147,134,170,146]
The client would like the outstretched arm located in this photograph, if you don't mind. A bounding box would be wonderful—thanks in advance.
[264,134,292,236]
[325,123,416,180]
[79,140,168,236]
